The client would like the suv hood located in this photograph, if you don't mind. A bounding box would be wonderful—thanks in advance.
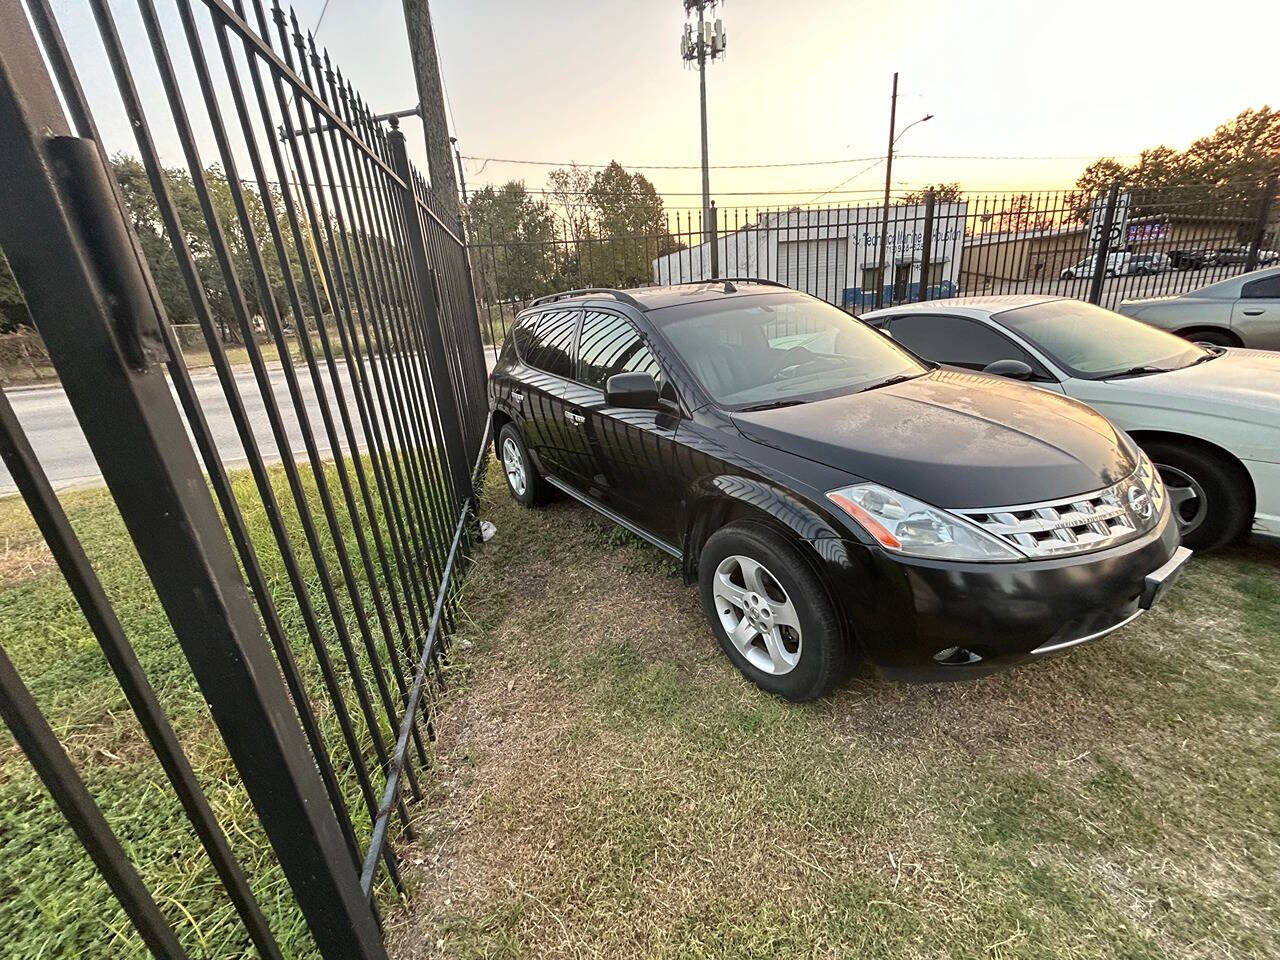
[731,369,1136,509]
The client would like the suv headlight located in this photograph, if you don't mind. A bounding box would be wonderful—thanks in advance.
[826,483,1024,561]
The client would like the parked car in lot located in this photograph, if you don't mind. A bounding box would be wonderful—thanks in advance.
[1127,253,1170,275]
[1117,265,1280,348]
[1060,251,1132,279]
[490,281,1188,700]
[1166,248,1214,270]
[1207,245,1279,266]
[862,295,1280,551]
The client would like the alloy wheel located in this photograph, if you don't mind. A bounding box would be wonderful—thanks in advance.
[1157,463,1207,539]
[713,554,802,675]
[502,436,526,496]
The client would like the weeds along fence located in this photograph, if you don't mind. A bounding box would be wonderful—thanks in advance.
[0,1,487,958]
[467,175,1278,343]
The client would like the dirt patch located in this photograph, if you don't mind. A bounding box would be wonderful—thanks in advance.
[0,535,54,585]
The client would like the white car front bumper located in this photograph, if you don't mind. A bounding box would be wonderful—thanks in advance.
[1245,458,1280,542]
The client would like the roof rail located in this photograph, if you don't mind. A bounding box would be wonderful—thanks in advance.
[667,277,790,289]
[527,288,645,310]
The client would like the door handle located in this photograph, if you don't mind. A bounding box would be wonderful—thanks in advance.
[565,411,585,427]
[1242,309,1264,315]
[510,390,525,404]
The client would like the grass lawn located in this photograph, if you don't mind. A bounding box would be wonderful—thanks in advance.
[387,460,1280,959]
[0,460,438,958]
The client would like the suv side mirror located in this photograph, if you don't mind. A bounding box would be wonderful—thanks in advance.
[982,358,1034,380]
[604,371,660,409]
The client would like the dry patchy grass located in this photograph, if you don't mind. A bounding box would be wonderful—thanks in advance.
[387,461,1280,960]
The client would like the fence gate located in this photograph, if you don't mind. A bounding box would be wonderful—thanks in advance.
[0,0,488,957]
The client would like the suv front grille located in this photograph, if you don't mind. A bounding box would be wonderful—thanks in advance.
[954,473,1158,558]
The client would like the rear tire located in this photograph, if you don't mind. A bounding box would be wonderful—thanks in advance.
[1140,439,1251,551]
[698,523,854,701]
[497,422,551,507]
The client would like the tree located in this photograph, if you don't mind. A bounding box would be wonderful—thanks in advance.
[465,181,558,303]
[1074,106,1280,219]
[901,182,963,204]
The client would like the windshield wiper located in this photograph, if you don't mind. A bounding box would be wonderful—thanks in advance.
[860,372,923,392]
[1108,365,1174,378]
[739,399,806,412]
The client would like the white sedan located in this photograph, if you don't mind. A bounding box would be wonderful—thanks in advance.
[861,295,1280,551]
[1117,265,1280,349]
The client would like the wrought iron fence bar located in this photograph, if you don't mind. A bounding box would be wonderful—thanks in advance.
[0,643,190,959]
[196,1,432,782]
[285,28,458,586]
[130,0,407,807]
[179,0,407,186]
[0,9,388,954]
[83,0,386,840]
[320,63,451,642]
[0,384,286,960]
[239,0,443,665]
[361,497,470,896]
[290,20,464,712]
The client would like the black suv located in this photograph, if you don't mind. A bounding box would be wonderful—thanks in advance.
[488,280,1189,700]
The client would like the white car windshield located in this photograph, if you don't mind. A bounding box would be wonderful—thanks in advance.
[997,300,1213,378]
[652,292,927,408]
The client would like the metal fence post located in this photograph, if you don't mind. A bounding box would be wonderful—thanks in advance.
[709,200,721,279]
[917,189,935,303]
[387,123,474,507]
[0,8,386,957]
[1245,173,1278,272]
[1088,181,1120,305]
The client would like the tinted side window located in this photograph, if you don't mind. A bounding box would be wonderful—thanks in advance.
[577,310,661,388]
[521,310,579,377]
[890,314,1039,372]
[1242,275,1280,298]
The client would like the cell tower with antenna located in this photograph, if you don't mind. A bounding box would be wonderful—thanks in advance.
[681,1,726,275]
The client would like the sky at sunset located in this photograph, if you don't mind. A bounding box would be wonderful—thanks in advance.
[50,0,1278,213]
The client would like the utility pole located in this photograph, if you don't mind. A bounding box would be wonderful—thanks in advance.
[401,0,460,220]
[875,72,898,310]
[451,136,468,206]
[874,73,932,308]
[681,0,726,276]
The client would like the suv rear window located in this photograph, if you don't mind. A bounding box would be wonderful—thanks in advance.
[514,309,578,377]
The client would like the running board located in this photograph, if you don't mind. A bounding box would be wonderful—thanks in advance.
[543,476,682,558]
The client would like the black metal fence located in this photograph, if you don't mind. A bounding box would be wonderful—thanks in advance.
[0,1,487,958]
[469,175,1278,341]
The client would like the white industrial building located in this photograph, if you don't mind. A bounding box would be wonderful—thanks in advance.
[651,203,967,310]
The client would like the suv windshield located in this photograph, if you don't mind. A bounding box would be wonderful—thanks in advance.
[651,291,926,408]
[997,299,1212,378]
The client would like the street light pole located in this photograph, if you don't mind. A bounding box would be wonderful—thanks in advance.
[874,74,932,309]
[875,72,899,309]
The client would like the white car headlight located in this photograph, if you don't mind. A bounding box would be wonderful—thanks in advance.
[826,483,1025,561]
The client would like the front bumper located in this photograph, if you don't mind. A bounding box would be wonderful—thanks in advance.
[811,506,1186,681]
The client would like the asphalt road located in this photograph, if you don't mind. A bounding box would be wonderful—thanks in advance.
[1,351,498,495]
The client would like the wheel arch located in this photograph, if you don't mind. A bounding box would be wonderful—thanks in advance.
[1172,324,1242,346]
[680,475,848,585]
[1128,428,1256,514]
[491,409,514,456]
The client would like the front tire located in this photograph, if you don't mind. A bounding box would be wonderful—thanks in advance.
[698,523,853,701]
[497,422,551,507]
[1140,440,1251,551]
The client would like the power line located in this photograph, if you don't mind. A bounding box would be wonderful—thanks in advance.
[460,151,1144,171]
